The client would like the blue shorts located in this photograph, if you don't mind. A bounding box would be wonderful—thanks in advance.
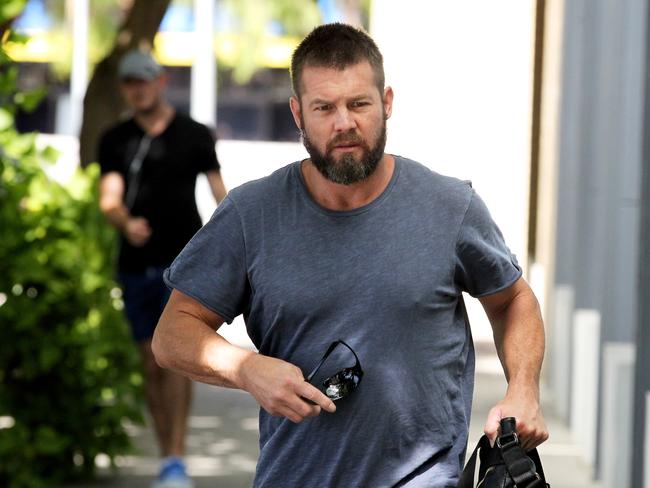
[118,266,171,343]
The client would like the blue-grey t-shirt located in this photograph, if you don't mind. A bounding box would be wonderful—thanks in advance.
[164,156,521,487]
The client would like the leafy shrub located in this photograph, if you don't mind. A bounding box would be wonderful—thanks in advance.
[0,14,143,488]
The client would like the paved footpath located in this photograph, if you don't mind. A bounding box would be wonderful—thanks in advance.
[74,341,600,488]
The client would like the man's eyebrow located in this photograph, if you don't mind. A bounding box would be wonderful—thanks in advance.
[308,98,333,107]
[308,94,373,107]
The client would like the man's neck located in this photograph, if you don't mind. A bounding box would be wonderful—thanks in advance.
[301,154,395,211]
[134,101,175,137]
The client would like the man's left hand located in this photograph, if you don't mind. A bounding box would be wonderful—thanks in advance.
[484,392,549,451]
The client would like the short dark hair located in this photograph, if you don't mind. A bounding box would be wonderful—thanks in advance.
[290,23,385,98]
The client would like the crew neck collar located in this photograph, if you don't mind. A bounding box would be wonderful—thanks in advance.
[132,107,177,138]
[294,156,402,217]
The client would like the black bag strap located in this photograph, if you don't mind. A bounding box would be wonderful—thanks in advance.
[498,432,547,487]
[123,134,152,210]
[527,450,547,484]
[456,435,489,488]
[457,434,548,488]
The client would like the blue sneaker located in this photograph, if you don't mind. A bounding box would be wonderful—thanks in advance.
[152,457,193,488]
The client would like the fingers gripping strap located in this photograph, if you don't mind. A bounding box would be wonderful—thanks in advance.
[457,435,548,488]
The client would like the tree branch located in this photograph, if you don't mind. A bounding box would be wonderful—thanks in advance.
[79,0,171,167]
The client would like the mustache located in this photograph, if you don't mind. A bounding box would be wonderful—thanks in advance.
[327,132,365,150]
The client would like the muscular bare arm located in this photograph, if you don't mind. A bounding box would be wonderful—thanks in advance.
[152,289,336,423]
[479,277,549,451]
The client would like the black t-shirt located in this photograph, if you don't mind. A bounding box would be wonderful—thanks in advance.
[98,113,220,272]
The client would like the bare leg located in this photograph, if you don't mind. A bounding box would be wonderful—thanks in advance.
[138,340,192,457]
[139,341,171,456]
[160,367,192,456]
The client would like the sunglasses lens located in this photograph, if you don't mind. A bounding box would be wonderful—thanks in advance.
[323,368,360,400]
[325,382,347,400]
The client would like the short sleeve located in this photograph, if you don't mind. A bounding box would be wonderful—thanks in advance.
[164,196,249,322]
[192,124,220,173]
[97,129,121,175]
[454,190,522,297]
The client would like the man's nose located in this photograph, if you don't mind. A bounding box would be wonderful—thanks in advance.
[333,108,356,132]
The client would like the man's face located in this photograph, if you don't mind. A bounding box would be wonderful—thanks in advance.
[119,76,165,114]
[290,61,393,185]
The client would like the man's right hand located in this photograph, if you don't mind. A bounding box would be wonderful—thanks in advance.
[238,353,336,423]
[124,217,152,247]
[153,289,335,423]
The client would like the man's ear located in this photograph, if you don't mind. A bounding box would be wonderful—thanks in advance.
[383,86,394,120]
[289,96,302,130]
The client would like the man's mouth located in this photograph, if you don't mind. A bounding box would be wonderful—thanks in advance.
[331,137,363,149]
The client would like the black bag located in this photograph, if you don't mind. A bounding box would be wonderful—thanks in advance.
[457,417,550,488]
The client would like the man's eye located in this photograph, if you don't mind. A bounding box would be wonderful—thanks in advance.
[316,104,332,111]
[351,101,369,108]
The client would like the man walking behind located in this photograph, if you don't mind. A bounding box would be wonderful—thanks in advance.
[98,49,227,488]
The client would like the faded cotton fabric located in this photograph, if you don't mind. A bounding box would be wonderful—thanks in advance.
[164,156,521,487]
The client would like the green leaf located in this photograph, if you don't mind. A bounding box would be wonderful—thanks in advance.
[34,426,68,455]
[0,47,10,65]
[6,30,29,45]
[0,1,28,25]
[14,87,47,113]
[0,107,13,131]
[0,141,142,485]
[39,344,62,371]
[40,145,60,164]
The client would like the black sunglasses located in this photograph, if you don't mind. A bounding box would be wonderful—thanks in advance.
[305,340,364,401]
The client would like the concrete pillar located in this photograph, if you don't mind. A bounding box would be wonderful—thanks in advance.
[547,0,647,482]
[645,392,650,488]
[570,309,600,466]
[633,4,650,485]
[594,0,645,346]
[550,285,573,420]
[600,343,635,488]
[548,2,588,431]
[191,0,217,227]
[190,0,216,127]
[63,0,88,137]
[552,0,586,289]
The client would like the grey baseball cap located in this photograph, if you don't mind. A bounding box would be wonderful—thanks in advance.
[118,49,163,81]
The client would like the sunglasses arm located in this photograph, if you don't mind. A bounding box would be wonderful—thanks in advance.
[339,340,361,366]
[305,340,362,383]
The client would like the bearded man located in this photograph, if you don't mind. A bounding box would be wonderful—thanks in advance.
[151,23,548,488]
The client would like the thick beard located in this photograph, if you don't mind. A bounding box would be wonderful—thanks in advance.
[301,117,387,185]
